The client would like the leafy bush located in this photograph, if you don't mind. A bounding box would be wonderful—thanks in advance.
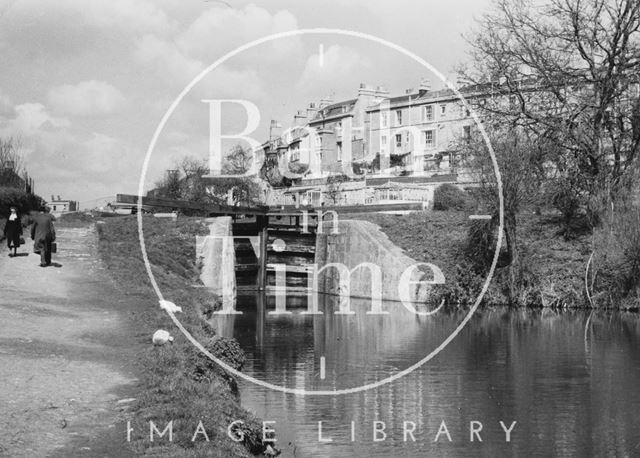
[190,335,246,383]
[433,183,470,211]
[431,260,490,307]
[465,218,495,270]
[0,187,45,217]
[464,217,542,306]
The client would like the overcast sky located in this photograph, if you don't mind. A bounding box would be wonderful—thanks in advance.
[0,0,493,207]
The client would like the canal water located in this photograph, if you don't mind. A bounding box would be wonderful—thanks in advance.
[212,295,640,457]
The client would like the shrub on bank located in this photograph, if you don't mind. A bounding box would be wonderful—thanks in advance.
[0,187,45,217]
[433,183,470,211]
[592,207,640,309]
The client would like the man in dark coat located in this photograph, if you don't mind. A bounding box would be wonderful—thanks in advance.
[31,207,56,267]
[3,206,23,257]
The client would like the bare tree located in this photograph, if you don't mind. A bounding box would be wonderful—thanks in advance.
[153,169,181,200]
[178,156,209,203]
[460,127,543,302]
[461,0,640,206]
[223,144,252,175]
[0,137,25,186]
[151,148,264,207]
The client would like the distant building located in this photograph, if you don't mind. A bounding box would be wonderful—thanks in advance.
[366,80,476,175]
[261,78,481,207]
[47,195,78,216]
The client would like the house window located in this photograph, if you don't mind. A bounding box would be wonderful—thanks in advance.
[337,142,342,161]
[463,125,471,142]
[309,191,322,206]
[424,130,436,148]
[440,104,447,117]
[395,110,403,125]
[381,112,388,128]
[423,105,434,122]
[395,134,402,148]
[381,135,387,146]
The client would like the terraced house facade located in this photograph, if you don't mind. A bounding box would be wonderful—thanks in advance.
[263,79,480,207]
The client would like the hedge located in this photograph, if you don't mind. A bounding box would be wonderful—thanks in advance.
[0,187,46,217]
[433,183,470,211]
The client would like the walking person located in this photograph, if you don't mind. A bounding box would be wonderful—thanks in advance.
[31,206,56,267]
[3,206,23,257]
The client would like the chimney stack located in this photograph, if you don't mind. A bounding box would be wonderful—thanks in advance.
[358,82,377,97]
[359,83,389,106]
[319,97,334,109]
[418,78,431,95]
[307,102,318,120]
[293,109,307,127]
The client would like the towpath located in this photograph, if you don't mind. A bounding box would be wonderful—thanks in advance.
[0,224,141,457]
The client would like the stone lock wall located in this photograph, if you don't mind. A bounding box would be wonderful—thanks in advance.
[315,219,432,304]
[196,216,236,309]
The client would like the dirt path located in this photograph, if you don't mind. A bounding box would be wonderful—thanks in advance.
[0,225,142,457]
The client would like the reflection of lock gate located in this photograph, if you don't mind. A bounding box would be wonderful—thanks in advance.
[196,213,444,316]
[263,261,444,316]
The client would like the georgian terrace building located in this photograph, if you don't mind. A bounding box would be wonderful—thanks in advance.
[263,79,482,207]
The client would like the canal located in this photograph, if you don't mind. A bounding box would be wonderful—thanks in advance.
[212,295,640,457]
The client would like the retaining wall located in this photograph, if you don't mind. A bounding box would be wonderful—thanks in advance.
[196,216,236,308]
[315,219,434,304]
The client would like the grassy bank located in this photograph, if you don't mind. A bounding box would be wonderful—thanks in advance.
[94,215,269,457]
[55,211,99,228]
[351,210,599,309]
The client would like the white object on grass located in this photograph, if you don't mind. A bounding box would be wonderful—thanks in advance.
[159,300,182,313]
[152,329,174,345]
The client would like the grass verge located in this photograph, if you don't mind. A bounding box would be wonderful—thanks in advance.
[95,215,270,457]
[351,210,594,308]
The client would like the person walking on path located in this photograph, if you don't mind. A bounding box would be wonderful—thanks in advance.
[31,206,56,267]
[3,206,23,257]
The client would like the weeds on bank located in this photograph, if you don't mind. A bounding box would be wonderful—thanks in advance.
[590,207,640,309]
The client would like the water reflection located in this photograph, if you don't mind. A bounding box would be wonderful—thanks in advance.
[211,294,461,391]
[210,296,640,457]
